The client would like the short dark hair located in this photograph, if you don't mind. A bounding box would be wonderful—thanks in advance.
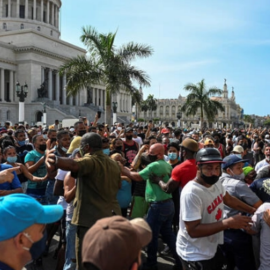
[81,133,102,151]
[3,145,16,155]
[174,129,182,136]
[57,130,69,140]
[48,129,57,135]
[32,134,43,144]
[88,126,97,132]
[74,121,84,130]
[14,129,25,138]
[168,142,180,152]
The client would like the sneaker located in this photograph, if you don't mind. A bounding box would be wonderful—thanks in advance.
[160,245,171,255]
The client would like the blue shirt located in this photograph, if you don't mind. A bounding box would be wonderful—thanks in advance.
[0,164,21,191]
[0,261,14,270]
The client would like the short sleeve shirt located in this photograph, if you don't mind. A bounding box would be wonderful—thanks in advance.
[139,159,172,202]
[25,150,47,190]
[250,178,270,202]
[0,164,21,191]
[171,159,197,188]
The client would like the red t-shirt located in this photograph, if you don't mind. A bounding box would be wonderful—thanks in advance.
[171,159,197,188]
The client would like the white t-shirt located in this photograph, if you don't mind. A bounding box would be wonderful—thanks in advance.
[177,180,226,261]
[255,159,269,172]
[55,169,68,210]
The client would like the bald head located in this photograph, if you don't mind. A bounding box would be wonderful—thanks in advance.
[149,143,164,160]
[81,132,102,152]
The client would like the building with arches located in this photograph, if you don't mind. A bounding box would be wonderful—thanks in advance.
[0,0,132,125]
[139,80,243,128]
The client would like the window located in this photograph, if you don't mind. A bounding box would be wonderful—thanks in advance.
[19,5,25,18]
[3,23,7,30]
[20,24,24,29]
[6,111,10,120]
[5,5,8,17]
[37,26,41,31]
[50,30,53,36]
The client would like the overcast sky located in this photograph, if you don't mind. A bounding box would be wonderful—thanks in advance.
[60,0,270,116]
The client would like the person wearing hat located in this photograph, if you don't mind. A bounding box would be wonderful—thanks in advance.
[204,138,214,148]
[220,154,263,270]
[243,166,257,186]
[121,143,182,269]
[153,138,199,193]
[122,127,139,168]
[177,148,256,270]
[82,216,152,270]
[0,193,63,270]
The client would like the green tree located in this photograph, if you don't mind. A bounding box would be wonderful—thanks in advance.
[181,79,225,128]
[145,94,157,120]
[59,26,153,124]
[131,89,143,121]
[243,114,255,125]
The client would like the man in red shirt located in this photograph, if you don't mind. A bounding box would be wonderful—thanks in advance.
[153,138,199,192]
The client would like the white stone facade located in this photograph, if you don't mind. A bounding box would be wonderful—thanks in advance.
[0,0,132,126]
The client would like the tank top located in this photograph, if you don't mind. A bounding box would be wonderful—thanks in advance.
[217,143,225,158]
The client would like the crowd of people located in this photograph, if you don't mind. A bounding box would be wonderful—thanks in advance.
[0,116,270,270]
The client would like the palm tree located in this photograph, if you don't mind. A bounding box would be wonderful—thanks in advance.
[145,94,157,120]
[181,79,225,128]
[59,26,153,124]
[131,89,143,121]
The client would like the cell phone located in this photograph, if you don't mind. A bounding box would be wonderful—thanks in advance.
[97,111,101,118]
[51,138,57,143]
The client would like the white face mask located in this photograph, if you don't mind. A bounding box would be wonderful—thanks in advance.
[229,168,245,181]
[61,147,68,153]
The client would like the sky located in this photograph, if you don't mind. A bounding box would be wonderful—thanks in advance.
[60,0,270,116]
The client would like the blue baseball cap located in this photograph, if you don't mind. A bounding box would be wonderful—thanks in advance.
[222,154,249,170]
[0,194,63,241]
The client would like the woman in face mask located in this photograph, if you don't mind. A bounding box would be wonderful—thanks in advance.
[111,138,124,153]
[219,154,263,270]
[3,146,47,193]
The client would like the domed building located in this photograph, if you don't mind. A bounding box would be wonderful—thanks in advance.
[0,0,132,125]
[139,79,243,129]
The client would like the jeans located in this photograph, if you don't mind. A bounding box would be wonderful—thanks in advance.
[63,221,77,270]
[46,179,59,205]
[145,199,181,268]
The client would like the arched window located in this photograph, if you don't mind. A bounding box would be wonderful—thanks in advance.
[20,24,24,29]
[36,111,43,122]
[166,106,169,114]
[3,23,7,30]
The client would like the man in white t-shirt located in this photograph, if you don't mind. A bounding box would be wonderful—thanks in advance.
[177,148,256,270]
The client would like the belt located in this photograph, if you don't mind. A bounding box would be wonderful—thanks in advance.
[150,198,172,204]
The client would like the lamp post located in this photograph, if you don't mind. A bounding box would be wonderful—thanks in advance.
[177,111,182,127]
[112,102,118,124]
[43,103,47,127]
[16,82,28,124]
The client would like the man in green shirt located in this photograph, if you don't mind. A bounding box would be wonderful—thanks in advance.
[121,143,182,270]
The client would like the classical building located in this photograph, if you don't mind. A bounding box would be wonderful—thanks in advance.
[139,80,243,128]
[0,0,132,125]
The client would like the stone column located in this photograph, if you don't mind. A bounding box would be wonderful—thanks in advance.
[8,0,11,17]
[51,3,54,26]
[40,0,43,22]
[1,69,5,102]
[33,0,36,19]
[25,0,28,19]
[69,95,73,106]
[55,5,58,28]
[75,93,79,106]
[41,67,44,82]
[92,87,95,105]
[16,0,20,18]
[0,0,3,19]
[9,71,14,102]
[48,69,52,99]
[100,89,104,109]
[56,72,60,103]
[63,74,66,105]
[46,0,50,23]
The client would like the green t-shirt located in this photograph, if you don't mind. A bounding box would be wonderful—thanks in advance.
[139,159,172,203]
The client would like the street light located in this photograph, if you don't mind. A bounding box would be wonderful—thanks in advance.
[176,111,182,127]
[16,81,28,124]
[112,101,118,124]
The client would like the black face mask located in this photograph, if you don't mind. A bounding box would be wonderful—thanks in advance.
[78,130,86,137]
[200,169,220,185]
[116,146,122,151]
[39,144,46,152]
[213,138,219,143]
[148,154,158,162]
[126,135,133,140]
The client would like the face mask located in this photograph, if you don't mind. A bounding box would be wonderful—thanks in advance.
[201,169,220,185]
[235,154,242,159]
[78,130,86,137]
[115,146,122,151]
[126,135,133,140]
[61,147,68,153]
[148,154,158,162]
[37,132,41,135]
[18,140,26,146]
[117,127,122,131]
[39,144,46,152]
[103,148,110,155]
[43,135,48,140]
[168,153,177,161]
[134,131,138,136]
[229,169,245,180]
[214,138,219,143]
[7,156,17,163]
[23,231,47,260]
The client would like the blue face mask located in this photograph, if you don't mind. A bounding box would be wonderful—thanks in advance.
[168,153,177,161]
[103,148,110,155]
[18,141,26,146]
[7,156,17,163]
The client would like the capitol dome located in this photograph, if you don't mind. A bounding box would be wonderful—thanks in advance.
[0,0,61,38]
